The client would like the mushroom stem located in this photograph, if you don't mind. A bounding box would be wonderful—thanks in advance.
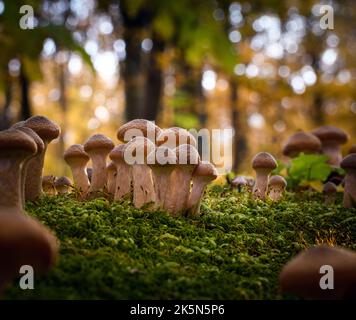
[132,164,155,208]
[186,179,207,216]
[151,168,173,209]
[114,161,132,201]
[89,152,108,192]
[253,170,270,200]
[321,143,342,166]
[343,172,356,208]
[269,186,283,201]
[72,166,90,193]
[106,168,117,195]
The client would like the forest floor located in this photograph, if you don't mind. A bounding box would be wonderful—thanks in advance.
[5,186,356,299]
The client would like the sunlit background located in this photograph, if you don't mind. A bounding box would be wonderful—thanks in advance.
[0,0,355,176]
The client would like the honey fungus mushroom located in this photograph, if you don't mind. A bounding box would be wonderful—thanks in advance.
[23,116,61,201]
[251,152,277,200]
[55,176,72,194]
[117,119,161,143]
[156,127,197,149]
[268,175,287,201]
[311,126,348,166]
[323,181,337,205]
[282,131,321,158]
[106,162,117,195]
[64,144,90,194]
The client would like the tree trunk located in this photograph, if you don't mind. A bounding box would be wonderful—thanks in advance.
[231,78,247,173]
[20,66,31,120]
[0,78,12,130]
[58,63,67,175]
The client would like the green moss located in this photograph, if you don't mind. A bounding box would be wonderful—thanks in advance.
[4,186,356,300]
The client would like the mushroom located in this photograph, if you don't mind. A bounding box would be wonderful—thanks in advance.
[251,152,277,200]
[311,126,348,166]
[106,161,117,196]
[0,129,58,291]
[23,116,61,201]
[156,127,197,149]
[109,144,133,201]
[147,146,177,210]
[348,144,356,155]
[186,161,218,216]
[83,134,114,195]
[323,181,337,205]
[55,176,72,195]
[231,176,248,192]
[166,144,200,215]
[279,245,356,300]
[268,175,287,201]
[282,131,321,158]
[124,137,156,208]
[10,124,45,209]
[117,119,161,144]
[64,144,90,194]
[42,175,57,195]
[340,154,356,208]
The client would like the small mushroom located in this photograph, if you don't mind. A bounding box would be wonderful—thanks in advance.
[117,119,161,144]
[109,144,132,201]
[106,161,117,195]
[42,175,56,195]
[23,116,61,201]
[348,144,356,155]
[268,175,287,201]
[147,146,177,210]
[10,124,45,209]
[231,176,248,192]
[167,144,200,215]
[0,129,58,291]
[186,161,218,216]
[311,126,348,166]
[64,144,90,194]
[83,134,115,195]
[55,176,72,195]
[251,152,277,200]
[124,137,156,208]
[340,154,356,208]
[156,127,197,149]
[323,181,337,205]
[279,245,356,300]
[282,131,321,158]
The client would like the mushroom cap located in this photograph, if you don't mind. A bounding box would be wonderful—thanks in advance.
[125,136,155,157]
[24,116,61,142]
[14,126,45,154]
[0,129,37,156]
[231,176,248,187]
[251,152,277,170]
[323,181,337,194]
[174,144,200,165]
[10,121,25,129]
[279,245,356,299]
[0,212,58,281]
[282,131,321,157]
[84,134,115,153]
[55,176,72,188]
[340,153,356,170]
[109,144,127,162]
[147,146,177,167]
[311,126,348,145]
[107,161,117,172]
[156,128,197,148]
[193,161,218,180]
[348,144,356,154]
[64,144,90,164]
[268,175,287,188]
[117,119,161,143]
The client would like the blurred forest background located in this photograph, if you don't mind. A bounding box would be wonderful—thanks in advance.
[0,0,355,176]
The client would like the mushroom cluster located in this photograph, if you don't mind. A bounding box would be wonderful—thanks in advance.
[62,119,217,216]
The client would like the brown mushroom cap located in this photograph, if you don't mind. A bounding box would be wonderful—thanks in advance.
[117,119,161,143]
[13,126,45,154]
[10,121,25,129]
[64,144,90,164]
[282,131,321,157]
[55,176,72,188]
[252,152,277,170]
[84,134,115,153]
[279,245,356,299]
[174,144,200,165]
[0,129,37,155]
[312,126,348,144]
[124,136,155,164]
[23,116,61,142]
[193,161,218,179]
[323,181,337,194]
[348,144,356,154]
[156,128,197,148]
[340,153,356,170]
[109,144,126,162]
[268,175,287,188]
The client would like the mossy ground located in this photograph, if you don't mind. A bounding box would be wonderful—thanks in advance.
[5,186,356,299]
